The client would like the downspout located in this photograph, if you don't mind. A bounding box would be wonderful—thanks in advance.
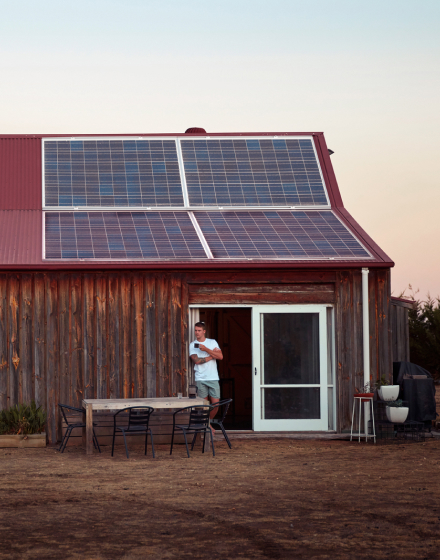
[362,268,370,435]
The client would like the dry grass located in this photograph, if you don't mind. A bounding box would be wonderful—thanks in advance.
[1,437,440,559]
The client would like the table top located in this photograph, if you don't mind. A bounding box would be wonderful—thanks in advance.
[82,397,207,411]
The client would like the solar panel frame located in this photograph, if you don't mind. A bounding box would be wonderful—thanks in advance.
[43,211,210,261]
[42,135,331,211]
[42,137,186,210]
[192,210,373,261]
[180,136,330,209]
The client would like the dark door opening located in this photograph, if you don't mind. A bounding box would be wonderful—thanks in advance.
[199,308,252,430]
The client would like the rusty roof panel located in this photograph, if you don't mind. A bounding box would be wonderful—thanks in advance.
[0,137,42,209]
[0,210,43,264]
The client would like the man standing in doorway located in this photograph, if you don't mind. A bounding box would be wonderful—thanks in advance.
[189,321,223,430]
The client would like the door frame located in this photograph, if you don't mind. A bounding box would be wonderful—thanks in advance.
[189,304,336,431]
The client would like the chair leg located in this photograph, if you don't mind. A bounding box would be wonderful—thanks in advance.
[182,430,190,458]
[149,429,155,458]
[170,428,175,455]
[191,432,198,450]
[122,430,129,459]
[59,430,68,452]
[60,427,72,453]
[220,423,232,449]
[210,428,215,457]
[202,430,206,454]
[145,430,148,456]
[111,428,116,457]
[93,429,101,453]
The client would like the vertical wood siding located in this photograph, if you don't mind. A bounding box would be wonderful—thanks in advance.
[391,302,411,362]
[0,272,186,444]
[0,268,393,440]
[335,269,392,431]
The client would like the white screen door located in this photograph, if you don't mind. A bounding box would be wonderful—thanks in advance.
[252,305,328,431]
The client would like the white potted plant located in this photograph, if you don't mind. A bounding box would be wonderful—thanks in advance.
[375,374,400,402]
[385,399,409,423]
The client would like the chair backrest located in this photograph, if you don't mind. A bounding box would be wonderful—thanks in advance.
[211,399,232,423]
[127,407,154,429]
[58,404,83,427]
[189,406,211,428]
[173,405,212,428]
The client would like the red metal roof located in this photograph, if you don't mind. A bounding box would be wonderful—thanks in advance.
[0,132,394,270]
[0,210,42,264]
[0,137,41,209]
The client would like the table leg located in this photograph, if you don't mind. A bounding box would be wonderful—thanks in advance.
[86,402,94,455]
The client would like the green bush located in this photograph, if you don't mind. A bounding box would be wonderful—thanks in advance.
[0,400,47,435]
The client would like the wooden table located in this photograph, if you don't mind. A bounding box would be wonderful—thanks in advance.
[81,397,207,455]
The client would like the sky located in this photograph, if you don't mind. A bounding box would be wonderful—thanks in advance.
[1,0,439,299]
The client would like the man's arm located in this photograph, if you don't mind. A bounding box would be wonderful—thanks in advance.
[190,353,213,365]
[197,346,223,360]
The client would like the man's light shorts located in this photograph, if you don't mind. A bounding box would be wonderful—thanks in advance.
[196,380,221,399]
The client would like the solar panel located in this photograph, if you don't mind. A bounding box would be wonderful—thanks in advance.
[194,211,371,259]
[44,139,184,208]
[181,138,328,207]
[45,212,208,260]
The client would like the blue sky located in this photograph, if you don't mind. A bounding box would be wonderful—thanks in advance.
[1,0,439,297]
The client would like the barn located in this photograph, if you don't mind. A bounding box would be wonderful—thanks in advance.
[0,129,402,444]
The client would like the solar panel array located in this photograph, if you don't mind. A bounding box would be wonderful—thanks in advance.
[195,211,370,259]
[45,212,207,260]
[181,138,328,207]
[43,136,372,262]
[44,139,184,208]
[44,210,370,260]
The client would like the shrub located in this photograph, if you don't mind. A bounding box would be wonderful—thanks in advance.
[0,401,47,435]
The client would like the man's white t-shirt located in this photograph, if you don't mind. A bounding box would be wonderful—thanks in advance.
[189,338,220,381]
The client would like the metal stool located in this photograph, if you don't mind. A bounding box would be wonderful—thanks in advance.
[350,396,376,443]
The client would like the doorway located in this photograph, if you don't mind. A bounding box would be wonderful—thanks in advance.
[199,308,253,430]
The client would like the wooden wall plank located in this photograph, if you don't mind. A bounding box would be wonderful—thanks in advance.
[108,274,120,398]
[181,279,189,396]
[95,275,108,399]
[8,275,20,408]
[33,275,45,410]
[20,274,33,404]
[156,275,170,397]
[83,274,95,400]
[58,274,70,406]
[70,274,83,406]
[185,271,337,284]
[0,275,8,409]
[145,275,156,398]
[120,274,132,398]
[335,271,353,432]
[45,274,58,444]
[132,273,144,398]
[190,292,336,305]
[171,275,183,396]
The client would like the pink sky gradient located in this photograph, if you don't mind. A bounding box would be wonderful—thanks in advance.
[1,1,439,298]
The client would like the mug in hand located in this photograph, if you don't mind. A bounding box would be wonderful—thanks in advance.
[194,343,200,348]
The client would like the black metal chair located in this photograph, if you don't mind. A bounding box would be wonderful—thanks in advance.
[111,406,155,459]
[209,398,233,449]
[170,405,215,458]
[58,404,101,454]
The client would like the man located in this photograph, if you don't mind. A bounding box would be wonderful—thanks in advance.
[189,321,223,429]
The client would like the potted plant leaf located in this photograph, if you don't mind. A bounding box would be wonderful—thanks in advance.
[0,400,47,448]
[354,382,375,401]
[385,399,409,423]
[375,374,400,402]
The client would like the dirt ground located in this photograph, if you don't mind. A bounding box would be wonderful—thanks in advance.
[1,437,440,560]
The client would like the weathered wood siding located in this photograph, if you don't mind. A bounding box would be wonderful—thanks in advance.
[0,268,393,440]
[0,272,188,443]
[334,269,392,431]
[390,299,412,362]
